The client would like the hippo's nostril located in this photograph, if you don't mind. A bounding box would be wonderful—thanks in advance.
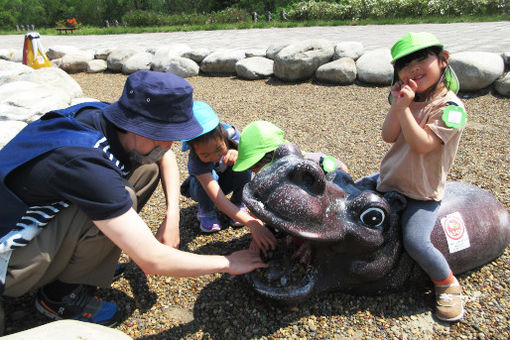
[289,163,325,196]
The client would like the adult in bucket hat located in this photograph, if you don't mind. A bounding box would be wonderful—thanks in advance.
[0,70,266,329]
[359,32,467,323]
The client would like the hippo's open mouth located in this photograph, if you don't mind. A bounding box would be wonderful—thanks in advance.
[248,230,318,302]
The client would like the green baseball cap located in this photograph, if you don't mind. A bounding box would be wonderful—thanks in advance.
[391,32,443,63]
[389,32,460,102]
[233,121,286,172]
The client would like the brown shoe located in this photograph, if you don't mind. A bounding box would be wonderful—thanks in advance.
[435,284,465,322]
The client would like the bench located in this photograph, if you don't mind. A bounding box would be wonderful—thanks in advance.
[56,27,75,34]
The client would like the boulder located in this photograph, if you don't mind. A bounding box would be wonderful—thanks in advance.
[266,43,289,60]
[200,50,246,75]
[235,57,274,80]
[107,48,138,72]
[183,48,212,64]
[315,57,357,84]
[245,49,267,58]
[87,59,108,73]
[333,41,364,61]
[274,39,334,82]
[1,320,132,340]
[356,48,393,85]
[449,52,505,91]
[494,72,510,96]
[164,57,199,78]
[502,52,510,66]
[0,81,71,122]
[122,52,153,74]
[0,60,33,86]
[0,120,27,149]
[59,54,93,73]
[152,44,193,71]
[0,49,18,61]
[46,45,81,60]
[20,67,83,99]
[94,47,115,60]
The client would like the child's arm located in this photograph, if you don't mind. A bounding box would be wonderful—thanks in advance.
[387,79,442,154]
[196,172,277,253]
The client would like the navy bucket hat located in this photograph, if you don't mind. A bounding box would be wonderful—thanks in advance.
[103,70,203,141]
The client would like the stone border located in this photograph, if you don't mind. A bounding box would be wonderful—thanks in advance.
[2,39,508,96]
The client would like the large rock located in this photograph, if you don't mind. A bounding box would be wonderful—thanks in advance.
[356,48,393,85]
[183,48,212,64]
[152,44,193,71]
[87,59,108,73]
[1,320,132,340]
[107,48,138,72]
[274,39,334,82]
[0,81,71,122]
[333,41,364,61]
[494,72,510,96]
[46,45,81,60]
[315,57,357,84]
[266,43,289,60]
[235,57,274,80]
[0,60,33,86]
[94,47,115,60]
[20,67,83,99]
[59,53,93,73]
[449,52,505,91]
[200,50,246,75]
[0,120,27,149]
[122,52,153,74]
[0,49,19,61]
[155,57,199,78]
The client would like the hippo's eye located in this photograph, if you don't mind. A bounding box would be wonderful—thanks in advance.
[360,207,385,228]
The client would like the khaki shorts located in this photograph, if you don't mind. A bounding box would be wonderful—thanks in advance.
[3,163,159,297]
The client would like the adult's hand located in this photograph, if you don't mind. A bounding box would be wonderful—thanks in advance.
[226,249,268,275]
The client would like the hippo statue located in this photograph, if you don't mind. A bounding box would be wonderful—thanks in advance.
[243,143,510,302]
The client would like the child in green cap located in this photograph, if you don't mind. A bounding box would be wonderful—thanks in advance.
[233,120,348,176]
[181,102,276,254]
[365,32,467,322]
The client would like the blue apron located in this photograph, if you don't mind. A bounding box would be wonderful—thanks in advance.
[0,102,126,293]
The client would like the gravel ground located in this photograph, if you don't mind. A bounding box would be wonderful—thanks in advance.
[3,72,509,339]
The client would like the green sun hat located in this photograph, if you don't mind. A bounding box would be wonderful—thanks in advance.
[391,32,443,63]
[233,121,287,172]
[389,32,460,102]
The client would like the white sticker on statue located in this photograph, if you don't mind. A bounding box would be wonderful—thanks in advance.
[441,211,470,253]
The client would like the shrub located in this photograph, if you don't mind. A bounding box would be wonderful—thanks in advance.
[209,7,251,24]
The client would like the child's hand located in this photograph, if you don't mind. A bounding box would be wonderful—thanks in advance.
[226,249,268,275]
[223,149,238,166]
[392,79,417,107]
[247,219,277,256]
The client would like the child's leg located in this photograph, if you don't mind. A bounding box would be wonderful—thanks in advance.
[217,167,252,206]
[402,198,464,321]
[401,198,450,280]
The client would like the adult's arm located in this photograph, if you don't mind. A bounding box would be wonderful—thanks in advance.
[94,208,267,276]
[155,149,181,248]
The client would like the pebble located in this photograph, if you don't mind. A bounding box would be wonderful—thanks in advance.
[2,73,508,339]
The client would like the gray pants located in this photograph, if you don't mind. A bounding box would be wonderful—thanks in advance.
[3,163,159,297]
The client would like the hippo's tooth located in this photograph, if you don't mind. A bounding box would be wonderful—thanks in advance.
[280,276,288,286]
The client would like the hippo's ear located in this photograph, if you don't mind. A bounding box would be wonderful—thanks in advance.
[274,142,302,159]
[383,191,407,214]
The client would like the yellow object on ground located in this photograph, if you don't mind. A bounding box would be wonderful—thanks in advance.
[22,32,51,69]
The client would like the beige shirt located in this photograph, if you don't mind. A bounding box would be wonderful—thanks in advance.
[377,91,466,201]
